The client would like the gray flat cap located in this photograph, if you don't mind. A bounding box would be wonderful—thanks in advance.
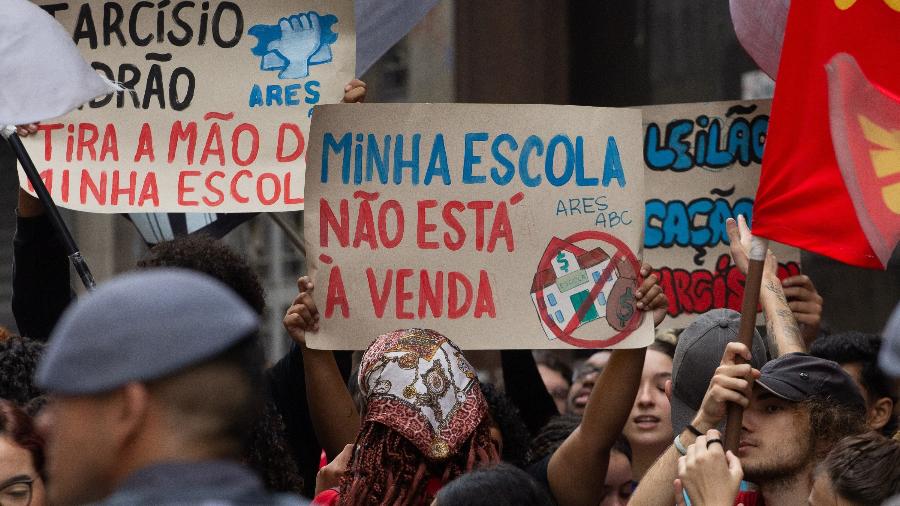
[37,268,259,395]
[670,308,768,436]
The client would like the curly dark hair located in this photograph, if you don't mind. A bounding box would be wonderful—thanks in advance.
[810,332,897,435]
[0,335,45,406]
[435,462,554,506]
[480,383,530,468]
[819,432,900,504]
[243,400,305,493]
[527,414,631,465]
[138,234,266,314]
[527,414,581,465]
[803,396,868,460]
[0,399,45,480]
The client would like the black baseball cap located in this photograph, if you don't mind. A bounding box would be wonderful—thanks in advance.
[756,352,866,409]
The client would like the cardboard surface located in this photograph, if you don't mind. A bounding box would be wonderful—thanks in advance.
[305,103,655,350]
[21,0,355,212]
[641,100,801,327]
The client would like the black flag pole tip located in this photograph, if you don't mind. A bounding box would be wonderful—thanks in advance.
[2,125,97,291]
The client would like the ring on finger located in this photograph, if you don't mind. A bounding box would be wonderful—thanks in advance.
[706,438,723,449]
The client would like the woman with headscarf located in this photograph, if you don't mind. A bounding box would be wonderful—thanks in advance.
[284,279,499,505]
[339,328,499,504]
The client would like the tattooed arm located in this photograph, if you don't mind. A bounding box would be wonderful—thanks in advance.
[760,268,805,356]
[726,217,805,357]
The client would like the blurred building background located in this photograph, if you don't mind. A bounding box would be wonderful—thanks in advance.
[0,0,896,360]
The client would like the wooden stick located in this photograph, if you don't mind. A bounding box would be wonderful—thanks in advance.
[724,236,769,453]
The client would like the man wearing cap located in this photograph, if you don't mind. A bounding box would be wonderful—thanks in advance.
[632,340,867,506]
[34,269,307,506]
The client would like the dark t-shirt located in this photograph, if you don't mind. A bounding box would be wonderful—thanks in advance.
[526,454,552,490]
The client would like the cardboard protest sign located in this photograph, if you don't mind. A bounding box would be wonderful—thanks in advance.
[21,0,355,212]
[641,100,801,327]
[305,103,655,350]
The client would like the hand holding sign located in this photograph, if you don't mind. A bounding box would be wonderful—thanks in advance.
[635,262,668,327]
[283,276,321,345]
[341,79,368,104]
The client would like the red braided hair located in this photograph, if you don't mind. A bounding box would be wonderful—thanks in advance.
[339,418,499,506]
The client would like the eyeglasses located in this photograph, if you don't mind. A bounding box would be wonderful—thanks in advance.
[0,478,33,506]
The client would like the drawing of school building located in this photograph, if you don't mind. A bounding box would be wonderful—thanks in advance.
[530,237,619,341]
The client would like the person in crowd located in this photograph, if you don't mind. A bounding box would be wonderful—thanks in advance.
[0,400,46,506]
[10,80,370,496]
[566,350,611,416]
[33,269,306,505]
[879,302,900,505]
[0,336,44,409]
[527,415,634,506]
[526,414,583,465]
[285,267,667,506]
[781,273,823,346]
[811,332,897,436]
[480,383,531,468]
[669,308,769,439]
[535,353,572,414]
[244,400,306,494]
[672,429,742,506]
[307,328,500,505]
[623,338,674,481]
[634,341,867,506]
[809,431,900,505]
[433,463,554,506]
[630,215,822,504]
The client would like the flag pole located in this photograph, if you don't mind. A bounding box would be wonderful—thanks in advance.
[2,127,97,291]
[724,235,769,452]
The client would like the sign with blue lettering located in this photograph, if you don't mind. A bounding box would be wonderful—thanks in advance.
[305,103,655,350]
[641,100,801,327]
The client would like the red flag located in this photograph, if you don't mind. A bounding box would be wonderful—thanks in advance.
[752,1,900,269]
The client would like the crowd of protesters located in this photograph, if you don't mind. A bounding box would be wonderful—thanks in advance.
[1,80,899,506]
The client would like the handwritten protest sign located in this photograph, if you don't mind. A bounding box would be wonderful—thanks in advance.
[21,0,355,212]
[305,103,655,350]
[642,100,801,327]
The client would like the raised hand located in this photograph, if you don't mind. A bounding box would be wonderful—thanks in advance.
[283,276,320,346]
[342,79,367,104]
[15,124,39,137]
[315,443,353,496]
[726,215,777,278]
[271,13,323,79]
[692,342,759,431]
[635,262,668,327]
[677,429,743,506]
[781,274,823,343]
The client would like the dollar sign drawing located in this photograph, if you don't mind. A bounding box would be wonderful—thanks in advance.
[616,287,635,328]
[555,251,570,273]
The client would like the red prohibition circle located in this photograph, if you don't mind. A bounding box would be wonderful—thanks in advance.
[533,230,644,348]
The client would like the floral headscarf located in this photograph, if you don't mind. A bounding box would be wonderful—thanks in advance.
[359,328,487,460]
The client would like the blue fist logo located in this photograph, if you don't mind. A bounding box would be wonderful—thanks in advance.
[249,12,339,79]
